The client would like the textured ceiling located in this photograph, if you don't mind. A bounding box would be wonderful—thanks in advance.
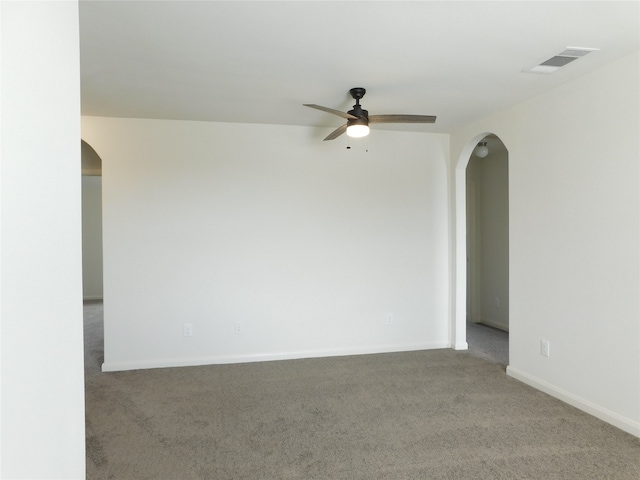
[79,1,639,134]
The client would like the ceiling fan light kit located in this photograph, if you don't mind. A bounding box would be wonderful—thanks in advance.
[304,87,436,141]
[346,118,370,138]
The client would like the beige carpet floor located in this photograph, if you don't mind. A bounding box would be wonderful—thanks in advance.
[466,321,509,366]
[84,302,639,479]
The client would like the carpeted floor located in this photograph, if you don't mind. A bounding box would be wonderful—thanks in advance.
[466,321,509,366]
[83,302,639,479]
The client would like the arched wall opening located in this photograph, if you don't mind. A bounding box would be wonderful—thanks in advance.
[452,133,509,355]
[466,135,509,331]
[81,140,103,300]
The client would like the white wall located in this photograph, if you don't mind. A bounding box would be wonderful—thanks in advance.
[81,117,451,371]
[82,175,103,300]
[452,53,640,436]
[1,1,86,478]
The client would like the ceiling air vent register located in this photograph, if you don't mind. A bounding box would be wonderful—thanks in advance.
[526,47,598,74]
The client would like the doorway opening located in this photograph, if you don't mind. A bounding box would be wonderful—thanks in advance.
[454,134,509,365]
[81,140,104,370]
[81,140,103,300]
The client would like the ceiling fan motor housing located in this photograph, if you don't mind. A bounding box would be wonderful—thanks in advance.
[348,106,368,119]
[347,116,369,128]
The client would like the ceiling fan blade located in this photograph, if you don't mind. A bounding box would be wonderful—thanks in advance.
[368,114,436,124]
[323,124,347,141]
[304,104,357,120]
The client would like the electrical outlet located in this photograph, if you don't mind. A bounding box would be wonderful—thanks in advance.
[540,339,550,357]
[386,313,394,325]
[235,321,243,334]
[183,323,193,337]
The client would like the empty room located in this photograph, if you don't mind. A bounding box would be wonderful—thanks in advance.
[1,1,639,479]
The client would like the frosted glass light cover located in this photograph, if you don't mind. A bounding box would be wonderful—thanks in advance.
[346,124,370,138]
[475,144,489,158]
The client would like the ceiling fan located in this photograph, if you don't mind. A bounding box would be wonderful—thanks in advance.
[304,87,436,141]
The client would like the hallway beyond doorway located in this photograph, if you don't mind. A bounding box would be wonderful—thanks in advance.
[466,321,508,366]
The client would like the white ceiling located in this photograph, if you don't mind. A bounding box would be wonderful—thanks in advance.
[79,1,639,135]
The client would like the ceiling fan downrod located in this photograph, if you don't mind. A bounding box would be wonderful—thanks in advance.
[348,87,368,118]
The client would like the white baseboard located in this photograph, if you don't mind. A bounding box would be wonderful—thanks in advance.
[101,341,450,373]
[453,341,468,350]
[507,366,640,438]
[477,318,509,332]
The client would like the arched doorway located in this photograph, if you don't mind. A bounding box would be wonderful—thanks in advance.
[454,133,509,365]
[465,135,509,364]
[82,139,105,370]
[81,140,103,300]
[467,135,508,330]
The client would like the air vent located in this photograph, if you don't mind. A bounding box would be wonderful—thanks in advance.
[525,47,598,74]
[540,56,578,68]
